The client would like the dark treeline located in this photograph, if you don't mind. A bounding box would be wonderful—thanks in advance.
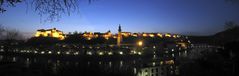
[189,22,239,45]
[181,23,239,76]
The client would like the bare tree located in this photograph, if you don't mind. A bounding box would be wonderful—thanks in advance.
[0,0,92,22]
[224,21,238,30]
[0,25,5,33]
[0,25,5,40]
[6,29,21,40]
[31,0,81,22]
[0,25,23,40]
[0,0,21,13]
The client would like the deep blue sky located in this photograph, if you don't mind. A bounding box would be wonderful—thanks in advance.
[0,0,239,38]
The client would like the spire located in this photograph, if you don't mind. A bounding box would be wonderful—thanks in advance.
[118,24,122,32]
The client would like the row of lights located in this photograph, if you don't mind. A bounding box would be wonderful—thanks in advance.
[14,50,144,56]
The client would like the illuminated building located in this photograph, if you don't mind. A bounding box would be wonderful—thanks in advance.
[137,66,167,76]
[142,33,148,37]
[177,42,187,48]
[34,28,65,40]
[149,33,155,37]
[121,32,131,37]
[173,34,177,38]
[165,33,171,37]
[82,30,112,40]
[103,30,112,39]
[157,33,163,37]
[117,25,122,46]
[83,32,94,40]
[132,33,138,37]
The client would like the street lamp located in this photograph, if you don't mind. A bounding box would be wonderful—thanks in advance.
[138,41,143,46]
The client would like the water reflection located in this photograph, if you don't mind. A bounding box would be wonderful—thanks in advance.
[0,55,178,76]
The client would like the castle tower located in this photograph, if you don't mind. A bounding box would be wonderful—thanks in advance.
[117,24,122,46]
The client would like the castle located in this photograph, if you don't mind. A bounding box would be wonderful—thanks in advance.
[34,28,65,40]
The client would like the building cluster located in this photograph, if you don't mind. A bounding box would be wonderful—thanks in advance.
[34,26,181,41]
[78,30,181,40]
[34,28,65,40]
[137,65,179,76]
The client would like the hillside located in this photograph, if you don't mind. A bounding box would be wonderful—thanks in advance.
[188,26,239,45]
[213,26,239,44]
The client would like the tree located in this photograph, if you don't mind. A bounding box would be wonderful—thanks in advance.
[5,29,22,40]
[0,0,21,13]
[0,0,92,22]
[224,21,238,30]
[0,25,23,40]
[0,25,5,38]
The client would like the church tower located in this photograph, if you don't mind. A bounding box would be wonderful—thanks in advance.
[117,24,122,46]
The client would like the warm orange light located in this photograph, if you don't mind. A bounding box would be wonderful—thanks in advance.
[157,33,163,37]
[138,41,143,46]
[173,35,177,38]
[178,42,187,48]
[105,37,109,40]
[35,31,41,37]
[52,32,59,37]
[113,36,117,38]
[165,33,171,37]
[87,37,91,40]
[149,34,154,37]
[165,60,174,64]
[142,33,147,37]
[132,34,137,37]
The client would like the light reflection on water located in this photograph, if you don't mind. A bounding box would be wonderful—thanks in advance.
[0,55,177,76]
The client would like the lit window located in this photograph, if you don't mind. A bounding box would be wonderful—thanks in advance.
[87,51,92,55]
[57,51,61,54]
[138,52,142,55]
[41,51,45,54]
[108,52,113,55]
[160,61,163,65]
[119,51,123,55]
[48,51,52,54]
[74,52,79,55]
[152,62,155,66]
[66,52,70,55]
[98,52,104,55]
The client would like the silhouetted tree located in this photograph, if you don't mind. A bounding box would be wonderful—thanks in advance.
[0,25,5,39]
[0,25,23,40]
[73,31,78,35]
[224,21,238,30]
[0,0,92,22]
[5,29,22,40]
[0,0,21,13]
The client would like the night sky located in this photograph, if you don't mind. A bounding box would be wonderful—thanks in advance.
[0,0,239,38]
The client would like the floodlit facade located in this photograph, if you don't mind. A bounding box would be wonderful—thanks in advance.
[34,28,65,40]
[137,66,167,76]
